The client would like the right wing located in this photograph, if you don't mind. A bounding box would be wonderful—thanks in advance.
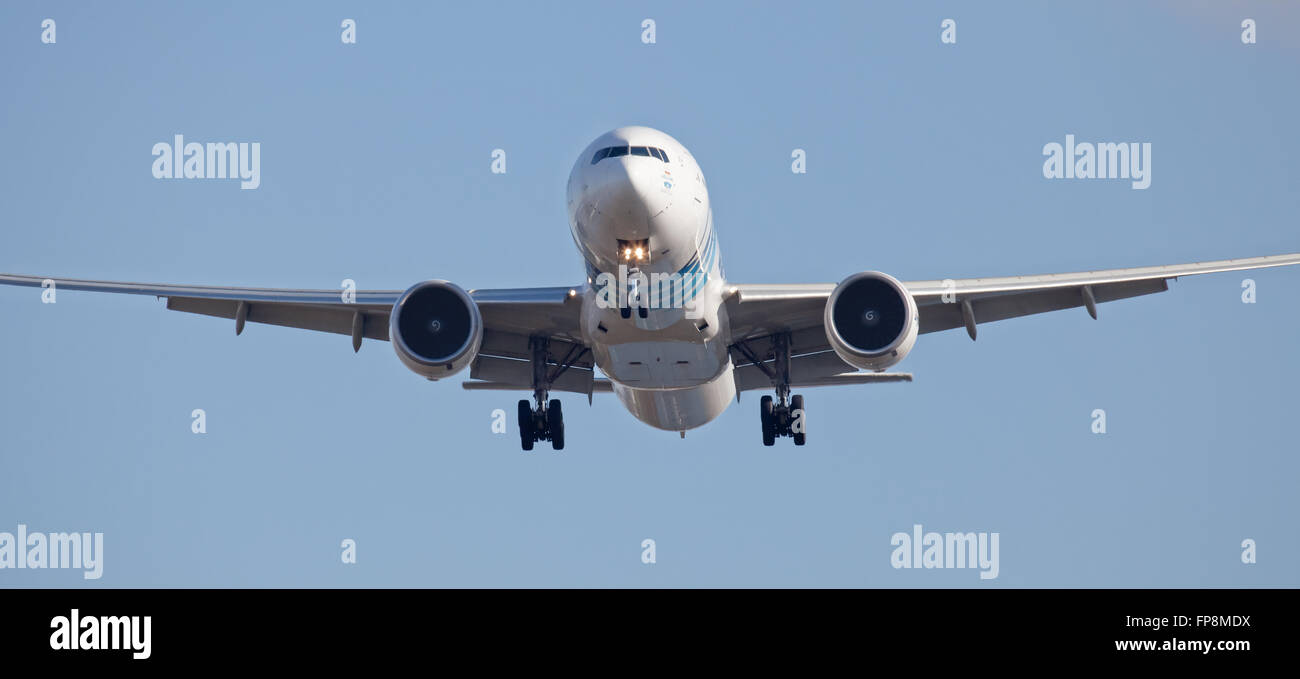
[0,273,405,343]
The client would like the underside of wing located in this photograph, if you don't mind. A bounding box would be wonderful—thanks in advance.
[725,252,1300,373]
[0,273,589,369]
[904,253,1300,338]
[731,348,912,393]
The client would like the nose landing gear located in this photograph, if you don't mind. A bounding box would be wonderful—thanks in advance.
[619,267,650,320]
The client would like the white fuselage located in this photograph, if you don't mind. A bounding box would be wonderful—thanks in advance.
[566,127,734,431]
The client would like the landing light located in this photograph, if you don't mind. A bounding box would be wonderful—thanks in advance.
[617,238,651,264]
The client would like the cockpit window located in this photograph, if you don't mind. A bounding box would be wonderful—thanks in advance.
[590,145,670,165]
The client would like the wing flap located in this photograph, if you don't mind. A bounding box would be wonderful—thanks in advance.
[733,349,908,392]
[466,355,597,396]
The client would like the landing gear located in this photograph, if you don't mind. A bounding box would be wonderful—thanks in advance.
[517,336,583,451]
[619,269,649,320]
[790,394,805,446]
[759,392,806,446]
[760,396,776,446]
[737,332,807,446]
[518,397,564,451]
[549,400,565,449]
[518,399,534,451]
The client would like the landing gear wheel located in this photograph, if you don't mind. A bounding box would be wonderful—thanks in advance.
[760,395,775,446]
[549,400,565,450]
[518,399,535,451]
[790,394,806,446]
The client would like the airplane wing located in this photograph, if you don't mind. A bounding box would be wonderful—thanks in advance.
[0,273,595,393]
[725,253,1300,388]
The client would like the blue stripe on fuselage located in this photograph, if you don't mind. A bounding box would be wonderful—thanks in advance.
[584,226,718,304]
[677,227,717,301]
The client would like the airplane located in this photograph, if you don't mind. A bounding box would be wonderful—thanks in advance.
[3,125,1299,450]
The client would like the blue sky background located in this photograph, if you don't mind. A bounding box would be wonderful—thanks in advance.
[1,1,1297,587]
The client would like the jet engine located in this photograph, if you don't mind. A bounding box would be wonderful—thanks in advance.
[390,280,482,380]
[823,271,918,371]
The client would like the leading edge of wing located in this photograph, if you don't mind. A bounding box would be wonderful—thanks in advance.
[903,253,1300,298]
[0,273,402,305]
[729,252,1300,302]
[0,273,581,307]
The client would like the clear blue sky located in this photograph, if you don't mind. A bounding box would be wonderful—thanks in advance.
[2,1,1297,587]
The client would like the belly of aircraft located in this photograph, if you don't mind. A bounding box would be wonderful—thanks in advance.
[612,361,736,431]
[602,339,725,389]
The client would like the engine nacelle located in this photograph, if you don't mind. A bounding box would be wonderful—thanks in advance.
[824,271,918,372]
[390,280,482,380]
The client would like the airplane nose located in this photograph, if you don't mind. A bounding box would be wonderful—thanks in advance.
[594,156,671,238]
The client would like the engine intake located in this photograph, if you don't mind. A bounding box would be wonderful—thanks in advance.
[390,280,482,380]
[824,271,918,371]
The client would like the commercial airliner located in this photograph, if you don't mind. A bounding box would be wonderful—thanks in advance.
[3,126,1298,450]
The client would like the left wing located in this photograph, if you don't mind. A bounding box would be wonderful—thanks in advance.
[0,273,592,391]
[725,253,1300,385]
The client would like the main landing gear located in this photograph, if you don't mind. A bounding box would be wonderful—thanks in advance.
[760,393,805,447]
[518,336,585,451]
[518,396,563,451]
[734,332,806,446]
